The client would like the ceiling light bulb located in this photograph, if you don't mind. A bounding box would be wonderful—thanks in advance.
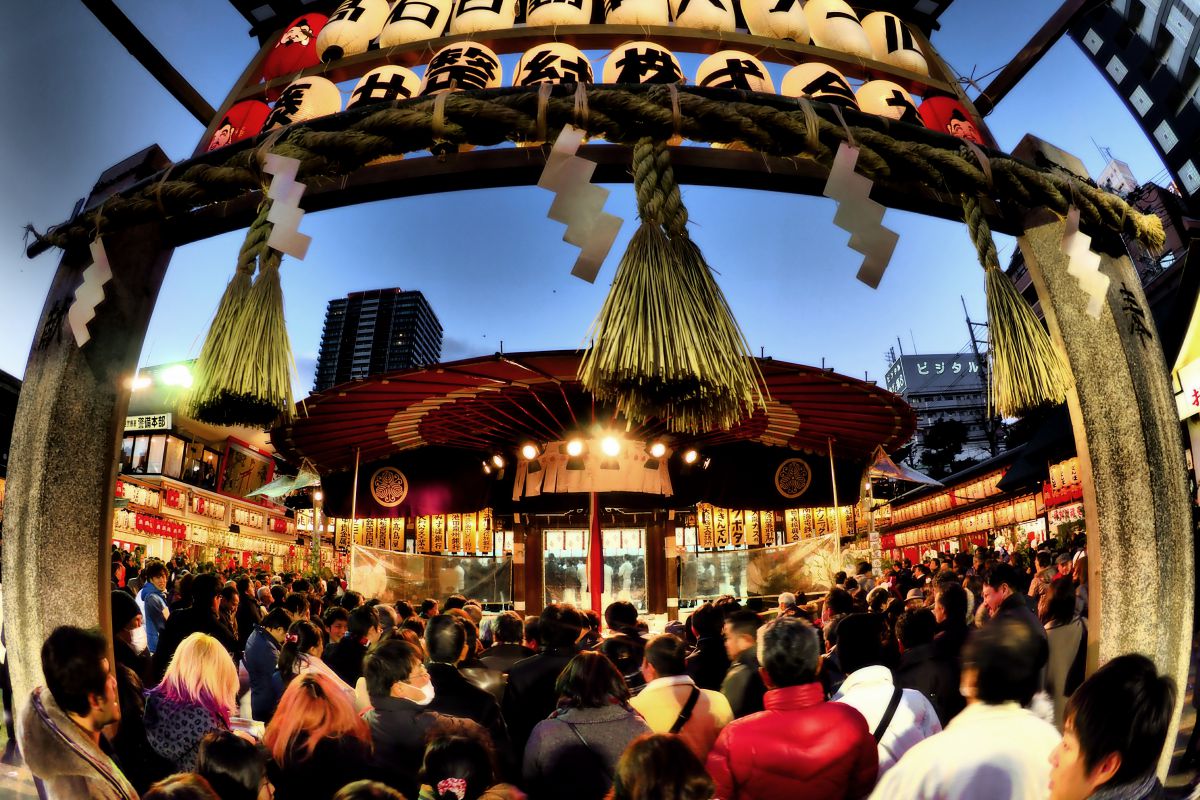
[492,454,505,469]
[684,449,699,464]
[649,442,666,458]
[522,444,539,460]
[567,439,584,457]
[601,436,620,457]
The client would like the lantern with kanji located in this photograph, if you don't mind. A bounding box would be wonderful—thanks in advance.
[602,42,684,85]
[857,80,921,124]
[670,0,735,33]
[527,0,592,26]
[261,14,328,95]
[379,0,453,46]
[919,96,985,144]
[347,66,422,108]
[448,0,518,36]
[263,77,343,130]
[805,0,871,59]
[317,0,391,62]
[695,51,774,92]
[206,101,270,151]
[780,62,858,108]
[740,0,808,42]
[861,12,928,76]
[513,44,593,86]
[421,42,503,94]
[604,0,669,27]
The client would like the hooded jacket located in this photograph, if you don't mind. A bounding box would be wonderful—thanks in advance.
[18,687,138,800]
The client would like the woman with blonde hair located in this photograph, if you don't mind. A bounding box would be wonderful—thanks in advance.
[144,632,239,772]
[264,672,374,800]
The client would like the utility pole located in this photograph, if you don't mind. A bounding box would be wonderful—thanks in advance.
[963,297,1001,457]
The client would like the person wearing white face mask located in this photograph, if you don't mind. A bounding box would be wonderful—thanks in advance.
[362,638,453,799]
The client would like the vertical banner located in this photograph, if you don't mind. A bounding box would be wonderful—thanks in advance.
[762,510,777,543]
[729,510,745,546]
[744,509,761,547]
[416,516,431,553]
[479,509,494,553]
[714,506,730,547]
[431,516,446,552]
[462,513,477,553]
[785,509,801,543]
[361,518,375,547]
[336,518,352,550]
[448,513,462,552]
[697,504,715,549]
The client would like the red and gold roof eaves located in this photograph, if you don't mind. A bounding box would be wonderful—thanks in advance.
[272,350,916,472]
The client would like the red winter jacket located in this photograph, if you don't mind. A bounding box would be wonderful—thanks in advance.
[706,682,878,800]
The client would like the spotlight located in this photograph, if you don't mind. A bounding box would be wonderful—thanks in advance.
[313,491,323,502]
[649,442,667,459]
[567,439,584,457]
[683,449,699,465]
[601,436,620,457]
[521,443,539,460]
[483,461,492,474]
[130,375,152,391]
[492,454,506,469]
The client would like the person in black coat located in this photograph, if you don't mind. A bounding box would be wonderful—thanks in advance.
[152,573,238,682]
[323,605,380,687]
[720,610,766,718]
[503,604,583,751]
[684,602,729,691]
[362,638,450,798]
[895,608,963,725]
[425,615,511,767]
[234,576,263,654]
[480,611,535,674]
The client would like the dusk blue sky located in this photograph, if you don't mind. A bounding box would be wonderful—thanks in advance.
[0,1,1171,399]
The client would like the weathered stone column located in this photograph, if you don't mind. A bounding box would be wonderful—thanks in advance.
[4,220,174,702]
[1018,211,1192,772]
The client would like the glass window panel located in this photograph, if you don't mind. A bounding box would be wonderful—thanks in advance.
[163,436,185,479]
[146,435,166,474]
[120,437,134,472]
[679,535,841,601]
[130,437,150,474]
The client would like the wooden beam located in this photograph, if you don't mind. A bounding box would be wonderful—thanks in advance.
[973,0,1104,117]
[81,0,216,126]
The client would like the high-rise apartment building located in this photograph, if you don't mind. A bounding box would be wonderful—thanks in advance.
[1069,1,1200,203]
[884,353,994,464]
[313,288,443,393]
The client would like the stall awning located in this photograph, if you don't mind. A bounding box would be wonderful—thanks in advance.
[868,446,942,486]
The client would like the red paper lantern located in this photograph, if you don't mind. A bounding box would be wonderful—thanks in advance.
[261,15,328,98]
[918,96,985,145]
[207,101,271,152]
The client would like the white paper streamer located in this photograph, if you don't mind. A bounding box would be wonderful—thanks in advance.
[1062,206,1110,319]
[68,237,113,347]
[263,153,312,259]
[536,125,622,283]
[822,142,898,288]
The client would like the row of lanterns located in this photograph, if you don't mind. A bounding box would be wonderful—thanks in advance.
[210,43,982,151]
[259,0,930,91]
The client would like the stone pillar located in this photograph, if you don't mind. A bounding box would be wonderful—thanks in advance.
[1017,212,1192,774]
[4,220,174,702]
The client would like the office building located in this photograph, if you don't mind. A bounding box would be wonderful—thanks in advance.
[884,352,994,465]
[314,288,443,393]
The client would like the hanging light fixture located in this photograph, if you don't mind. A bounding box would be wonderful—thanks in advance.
[601,436,621,457]
[683,449,699,464]
[521,443,540,460]
[649,441,667,458]
[492,453,506,469]
[567,439,585,457]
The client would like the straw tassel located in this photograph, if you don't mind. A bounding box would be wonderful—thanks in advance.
[961,194,1070,417]
[579,138,765,432]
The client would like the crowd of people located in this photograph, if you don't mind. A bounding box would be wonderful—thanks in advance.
[10,537,1186,800]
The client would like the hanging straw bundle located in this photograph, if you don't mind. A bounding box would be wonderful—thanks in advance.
[961,194,1070,417]
[188,195,295,428]
[579,138,765,432]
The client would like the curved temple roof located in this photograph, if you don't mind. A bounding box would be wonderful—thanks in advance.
[273,350,916,473]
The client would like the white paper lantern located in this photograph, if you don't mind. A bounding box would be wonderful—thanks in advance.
[669,0,735,32]
[856,80,921,123]
[603,0,669,27]
[861,12,929,75]
[317,0,391,62]
[347,65,422,108]
[448,0,517,35]
[805,0,872,59]
[421,41,503,94]
[514,43,593,86]
[263,76,344,130]
[741,0,809,43]
[527,0,592,26]
[603,41,684,84]
[378,0,453,47]
[695,51,774,93]
[780,62,858,108]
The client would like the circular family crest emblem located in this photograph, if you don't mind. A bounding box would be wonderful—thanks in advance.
[774,458,812,499]
[370,466,409,507]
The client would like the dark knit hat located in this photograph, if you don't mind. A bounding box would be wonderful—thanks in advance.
[111,590,141,631]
